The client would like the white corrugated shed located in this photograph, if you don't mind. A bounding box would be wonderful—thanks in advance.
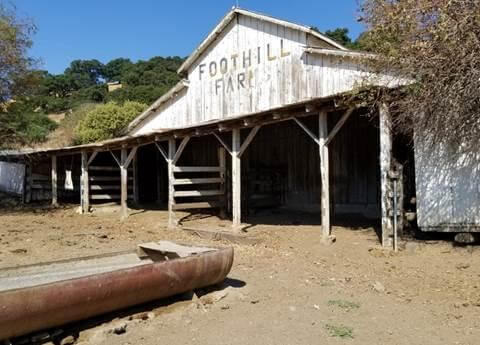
[0,161,25,196]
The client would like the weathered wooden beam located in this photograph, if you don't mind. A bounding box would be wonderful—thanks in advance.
[80,151,89,213]
[133,153,139,205]
[51,155,58,207]
[173,136,190,165]
[172,201,225,211]
[238,125,261,158]
[213,133,232,156]
[87,151,98,166]
[218,147,227,219]
[292,117,320,145]
[168,138,177,229]
[379,103,393,248]
[154,141,168,162]
[174,190,224,197]
[173,166,223,173]
[232,128,241,230]
[319,111,331,240]
[324,107,354,146]
[173,177,224,185]
[123,147,137,169]
[110,151,121,167]
[120,148,128,220]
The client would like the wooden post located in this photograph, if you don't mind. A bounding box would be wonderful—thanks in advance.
[168,138,177,229]
[80,151,89,213]
[232,129,241,229]
[24,163,32,204]
[133,153,139,205]
[319,111,331,240]
[51,155,58,207]
[218,147,226,219]
[120,148,128,220]
[379,103,393,247]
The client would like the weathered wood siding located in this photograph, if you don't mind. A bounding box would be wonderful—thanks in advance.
[159,112,380,217]
[132,14,373,135]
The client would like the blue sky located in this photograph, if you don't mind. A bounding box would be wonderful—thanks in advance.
[14,1,363,75]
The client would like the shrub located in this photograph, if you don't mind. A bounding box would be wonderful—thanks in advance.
[74,101,147,144]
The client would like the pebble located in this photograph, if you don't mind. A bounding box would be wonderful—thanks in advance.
[60,335,76,345]
[373,281,386,293]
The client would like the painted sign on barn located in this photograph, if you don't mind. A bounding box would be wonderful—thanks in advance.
[130,9,374,135]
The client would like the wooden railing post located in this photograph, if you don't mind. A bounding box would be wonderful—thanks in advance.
[51,155,58,207]
[168,138,177,229]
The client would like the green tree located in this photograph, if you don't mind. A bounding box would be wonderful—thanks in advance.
[74,101,147,144]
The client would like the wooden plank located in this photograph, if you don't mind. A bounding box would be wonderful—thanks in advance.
[89,176,133,181]
[110,151,121,167]
[379,103,393,248]
[154,141,168,162]
[232,128,241,229]
[31,174,50,181]
[168,138,177,229]
[120,148,128,220]
[90,194,134,200]
[88,166,133,171]
[173,166,223,173]
[238,125,261,158]
[90,185,133,191]
[218,147,227,218]
[292,117,320,145]
[123,147,137,168]
[324,107,354,146]
[133,154,139,204]
[174,190,224,197]
[87,151,98,166]
[173,201,225,210]
[172,136,190,165]
[318,111,330,238]
[173,178,223,185]
[213,133,232,156]
[81,151,89,213]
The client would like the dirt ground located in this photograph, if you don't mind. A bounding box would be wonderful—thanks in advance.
[0,202,479,345]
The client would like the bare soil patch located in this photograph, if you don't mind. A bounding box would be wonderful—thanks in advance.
[0,204,479,345]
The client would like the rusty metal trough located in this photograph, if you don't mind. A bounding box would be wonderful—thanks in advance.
[0,241,234,340]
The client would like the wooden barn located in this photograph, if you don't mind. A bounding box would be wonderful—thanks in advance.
[0,8,408,248]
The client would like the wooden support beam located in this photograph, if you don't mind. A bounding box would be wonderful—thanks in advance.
[218,147,227,219]
[379,103,393,248]
[172,201,225,211]
[51,155,58,207]
[173,177,223,185]
[154,141,168,162]
[173,166,223,173]
[168,138,177,229]
[318,111,331,240]
[174,190,224,197]
[133,153,139,205]
[123,147,137,169]
[173,136,190,165]
[213,133,232,156]
[324,107,354,146]
[110,151,121,167]
[120,148,128,220]
[232,128,241,230]
[80,151,89,213]
[292,117,320,145]
[238,125,261,158]
[87,151,98,166]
